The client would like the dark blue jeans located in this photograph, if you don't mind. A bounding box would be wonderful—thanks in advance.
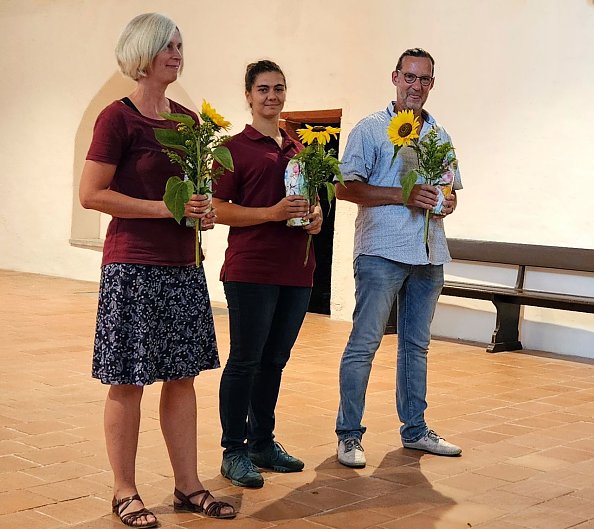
[219,282,311,455]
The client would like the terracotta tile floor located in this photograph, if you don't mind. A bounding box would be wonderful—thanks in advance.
[2,269,594,529]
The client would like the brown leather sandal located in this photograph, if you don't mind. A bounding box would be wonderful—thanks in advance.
[173,488,236,519]
[112,494,159,528]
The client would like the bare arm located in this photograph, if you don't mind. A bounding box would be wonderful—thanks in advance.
[212,195,309,227]
[79,160,172,218]
[79,160,216,224]
[336,180,439,210]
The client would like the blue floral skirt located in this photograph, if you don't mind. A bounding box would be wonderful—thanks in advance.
[92,264,220,385]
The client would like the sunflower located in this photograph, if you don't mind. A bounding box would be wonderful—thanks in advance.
[201,99,231,130]
[387,109,420,147]
[296,124,341,146]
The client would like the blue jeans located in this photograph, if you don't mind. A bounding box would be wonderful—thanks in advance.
[336,255,444,443]
[219,282,311,455]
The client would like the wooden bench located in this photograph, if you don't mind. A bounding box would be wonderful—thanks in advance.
[441,239,594,352]
[385,239,594,352]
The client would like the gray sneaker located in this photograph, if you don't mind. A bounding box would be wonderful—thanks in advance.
[221,453,264,488]
[337,437,366,468]
[402,430,462,456]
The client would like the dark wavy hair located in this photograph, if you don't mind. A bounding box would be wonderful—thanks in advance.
[245,60,286,91]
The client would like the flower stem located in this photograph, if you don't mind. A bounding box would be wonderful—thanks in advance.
[424,209,430,244]
[196,221,202,267]
[303,234,313,267]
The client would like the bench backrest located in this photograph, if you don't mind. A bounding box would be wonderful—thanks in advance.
[447,239,594,274]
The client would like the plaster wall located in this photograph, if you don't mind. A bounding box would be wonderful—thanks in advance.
[0,0,592,356]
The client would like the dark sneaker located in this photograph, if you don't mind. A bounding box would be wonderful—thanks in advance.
[221,453,264,488]
[248,442,304,473]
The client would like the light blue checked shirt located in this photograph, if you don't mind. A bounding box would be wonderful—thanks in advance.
[339,102,463,265]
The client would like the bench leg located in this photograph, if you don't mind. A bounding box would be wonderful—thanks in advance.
[488,298,523,352]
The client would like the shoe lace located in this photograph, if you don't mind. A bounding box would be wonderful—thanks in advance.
[343,438,364,453]
[426,430,441,442]
[269,441,296,463]
[233,454,257,475]
[272,441,289,455]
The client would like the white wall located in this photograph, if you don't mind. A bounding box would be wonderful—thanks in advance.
[331,0,594,358]
[0,0,592,356]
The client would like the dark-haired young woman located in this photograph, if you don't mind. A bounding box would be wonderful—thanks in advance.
[213,60,322,488]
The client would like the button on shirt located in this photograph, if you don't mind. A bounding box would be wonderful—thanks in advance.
[340,102,462,265]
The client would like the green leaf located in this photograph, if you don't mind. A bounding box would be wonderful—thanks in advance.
[390,145,402,168]
[213,146,234,171]
[154,128,189,153]
[159,112,196,126]
[401,169,418,204]
[334,165,345,187]
[163,176,194,223]
[325,181,336,203]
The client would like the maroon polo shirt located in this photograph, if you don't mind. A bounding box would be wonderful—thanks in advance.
[214,125,315,287]
[86,100,198,267]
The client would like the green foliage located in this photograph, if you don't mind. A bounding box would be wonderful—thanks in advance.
[154,105,234,266]
[293,143,344,207]
[154,113,234,224]
[395,127,457,245]
[154,129,188,153]
[159,112,196,127]
[292,141,345,267]
[163,177,194,223]
[414,129,453,185]
[400,129,455,205]
[400,169,418,205]
[390,144,403,168]
[213,145,234,172]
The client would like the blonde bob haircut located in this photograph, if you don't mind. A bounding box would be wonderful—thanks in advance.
[115,13,183,81]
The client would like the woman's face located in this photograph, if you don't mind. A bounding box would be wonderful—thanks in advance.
[149,29,183,84]
[246,71,286,119]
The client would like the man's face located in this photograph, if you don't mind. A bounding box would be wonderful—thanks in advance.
[392,56,434,112]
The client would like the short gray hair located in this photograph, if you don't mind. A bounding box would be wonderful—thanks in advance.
[115,13,183,80]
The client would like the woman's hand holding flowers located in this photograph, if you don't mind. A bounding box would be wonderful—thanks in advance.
[271,195,309,222]
[184,194,216,230]
[303,204,323,235]
[201,209,217,230]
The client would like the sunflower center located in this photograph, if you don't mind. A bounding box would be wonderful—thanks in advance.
[311,126,326,132]
[398,123,413,137]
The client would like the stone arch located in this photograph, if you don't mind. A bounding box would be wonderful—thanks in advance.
[70,73,197,250]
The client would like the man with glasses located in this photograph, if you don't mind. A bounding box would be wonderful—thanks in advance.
[335,48,463,468]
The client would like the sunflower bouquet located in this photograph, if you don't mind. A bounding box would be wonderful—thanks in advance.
[286,124,344,266]
[154,100,234,266]
[387,109,457,243]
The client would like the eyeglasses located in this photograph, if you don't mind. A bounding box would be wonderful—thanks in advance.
[398,70,433,87]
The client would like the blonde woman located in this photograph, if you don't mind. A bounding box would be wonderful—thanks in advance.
[80,13,235,526]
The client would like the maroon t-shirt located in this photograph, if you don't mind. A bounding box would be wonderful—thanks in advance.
[86,100,198,267]
[214,125,315,287]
